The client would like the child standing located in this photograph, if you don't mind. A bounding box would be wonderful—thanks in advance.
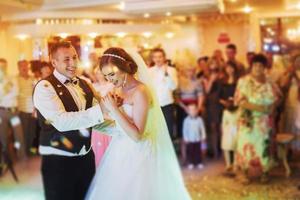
[183,103,206,169]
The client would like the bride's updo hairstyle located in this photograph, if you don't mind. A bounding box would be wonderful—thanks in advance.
[100,47,138,75]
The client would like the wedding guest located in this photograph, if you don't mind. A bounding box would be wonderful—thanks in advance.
[30,61,53,153]
[17,60,37,156]
[0,58,26,170]
[235,54,276,184]
[279,52,300,137]
[203,58,222,158]
[225,43,245,77]
[40,61,53,79]
[294,98,300,154]
[281,52,300,151]
[196,56,209,79]
[219,61,239,173]
[30,60,42,81]
[30,60,43,154]
[212,49,226,72]
[183,104,206,170]
[246,52,255,69]
[149,48,178,139]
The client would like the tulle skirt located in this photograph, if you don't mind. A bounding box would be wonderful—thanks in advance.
[86,132,191,200]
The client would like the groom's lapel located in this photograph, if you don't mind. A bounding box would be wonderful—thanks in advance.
[77,77,93,109]
[47,74,79,112]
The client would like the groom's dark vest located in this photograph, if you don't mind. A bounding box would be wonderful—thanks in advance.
[36,74,94,154]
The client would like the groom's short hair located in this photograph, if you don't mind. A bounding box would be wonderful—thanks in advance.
[49,41,73,59]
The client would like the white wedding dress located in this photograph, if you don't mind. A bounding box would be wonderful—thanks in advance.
[86,49,191,200]
[86,104,190,200]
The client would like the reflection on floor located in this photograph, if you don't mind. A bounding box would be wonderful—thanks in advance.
[0,157,43,200]
[0,157,300,200]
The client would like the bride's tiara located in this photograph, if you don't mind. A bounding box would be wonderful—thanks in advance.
[102,53,126,61]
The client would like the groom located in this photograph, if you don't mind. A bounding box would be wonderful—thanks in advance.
[33,41,104,200]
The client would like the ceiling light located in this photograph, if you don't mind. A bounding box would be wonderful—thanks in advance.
[144,13,150,18]
[143,43,149,48]
[87,40,94,46]
[166,12,172,16]
[165,32,174,39]
[35,18,42,25]
[243,5,252,13]
[15,34,30,40]
[119,1,125,10]
[58,33,69,39]
[142,32,152,38]
[82,19,93,25]
[116,32,127,38]
[88,32,98,38]
[260,20,266,26]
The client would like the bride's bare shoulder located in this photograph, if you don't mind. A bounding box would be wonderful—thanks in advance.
[132,83,150,103]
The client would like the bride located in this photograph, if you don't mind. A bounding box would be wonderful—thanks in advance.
[86,47,191,200]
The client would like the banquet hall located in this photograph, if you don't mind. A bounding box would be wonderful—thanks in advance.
[0,0,300,199]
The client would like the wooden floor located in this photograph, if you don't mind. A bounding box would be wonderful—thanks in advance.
[0,156,300,200]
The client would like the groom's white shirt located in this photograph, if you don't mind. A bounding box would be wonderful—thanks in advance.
[33,69,103,156]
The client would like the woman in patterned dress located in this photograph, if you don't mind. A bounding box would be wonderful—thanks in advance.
[234,54,276,184]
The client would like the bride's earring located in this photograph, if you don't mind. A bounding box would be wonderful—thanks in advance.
[122,74,127,88]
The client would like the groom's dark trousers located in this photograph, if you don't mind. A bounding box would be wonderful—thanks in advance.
[41,150,95,200]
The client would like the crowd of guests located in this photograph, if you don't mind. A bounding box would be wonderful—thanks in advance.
[146,44,300,184]
[1,43,300,185]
